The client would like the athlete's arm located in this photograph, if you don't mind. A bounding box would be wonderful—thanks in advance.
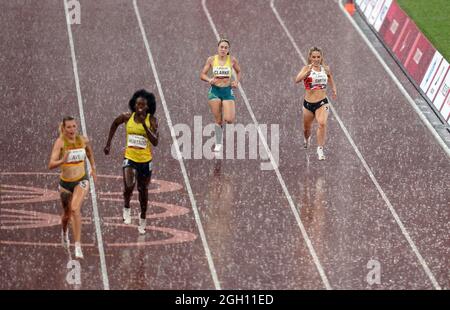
[200,56,216,85]
[142,115,159,147]
[84,136,97,183]
[104,113,131,155]
[325,65,337,99]
[48,138,67,170]
[231,57,241,88]
[295,65,312,83]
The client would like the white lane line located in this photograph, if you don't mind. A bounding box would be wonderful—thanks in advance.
[339,0,450,158]
[133,0,221,290]
[337,0,443,290]
[271,0,442,290]
[202,0,331,290]
[62,0,110,290]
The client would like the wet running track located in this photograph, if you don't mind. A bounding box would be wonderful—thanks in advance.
[1,0,449,290]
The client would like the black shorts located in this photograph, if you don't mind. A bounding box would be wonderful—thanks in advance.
[123,158,153,178]
[59,175,89,193]
[303,97,329,114]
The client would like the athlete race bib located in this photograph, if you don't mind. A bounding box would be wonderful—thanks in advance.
[309,71,327,90]
[66,148,86,163]
[127,134,147,149]
[213,66,231,78]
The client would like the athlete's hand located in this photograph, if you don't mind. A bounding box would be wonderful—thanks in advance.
[141,120,148,130]
[331,88,337,100]
[149,116,158,131]
[103,144,110,155]
[61,151,69,164]
[90,169,97,184]
[231,80,239,88]
[136,113,147,124]
[209,77,217,85]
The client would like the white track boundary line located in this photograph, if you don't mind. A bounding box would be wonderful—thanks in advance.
[339,0,449,158]
[202,0,331,290]
[133,0,221,290]
[62,0,110,290]
[271,0,441,290]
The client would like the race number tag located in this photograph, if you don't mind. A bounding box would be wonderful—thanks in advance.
[66,148,86,163]
[79,180,88,190]
[213,66,231,77]
[127,134,147,149]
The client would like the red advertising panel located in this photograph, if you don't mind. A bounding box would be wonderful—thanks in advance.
[404,34,436,85]
[378,1,408,50]
[392,19,420,64]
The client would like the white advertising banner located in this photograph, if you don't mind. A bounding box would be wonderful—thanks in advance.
[368,0,386,25]
[374,0,393,32]
[420,51,443,93]
[439,95,450,124]
[364,0,379,20]
[426,59,449,103]
[360,0,370,12]
[433,70,450,111]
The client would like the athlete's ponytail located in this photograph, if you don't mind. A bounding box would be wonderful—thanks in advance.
[59,122,64,137]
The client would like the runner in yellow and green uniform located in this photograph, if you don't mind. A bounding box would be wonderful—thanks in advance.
[200,38,242,153]
[104,89,159,234]
[48,116,97,259]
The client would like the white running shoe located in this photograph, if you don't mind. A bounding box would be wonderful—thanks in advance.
[74,243,84,259]
[303,136,311,149]
[138,214,146,235]
[123,207,131,224]
[317,146,326,161]
[213,144,222,152]
[61,229,70,249]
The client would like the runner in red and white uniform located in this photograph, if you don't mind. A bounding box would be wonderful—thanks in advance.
[295,46,337,160]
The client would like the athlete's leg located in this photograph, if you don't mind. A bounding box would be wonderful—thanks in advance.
[222,100,235,124]
[136,174,151,219]
[123,166,136,209]
[315,104,330,147]
[70,180,89,243]
[209,99,223,146]
[303,107,315,140]
[208,99,223,125]
[60,189,72,233]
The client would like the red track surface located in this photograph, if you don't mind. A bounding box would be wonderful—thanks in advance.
[1,0,448,290]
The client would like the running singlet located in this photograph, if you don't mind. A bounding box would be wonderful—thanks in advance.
[212,55,232,78]
[304,65,328,90]
[61,135,86,167]
[125,112,152,163]
[60,135,86,181]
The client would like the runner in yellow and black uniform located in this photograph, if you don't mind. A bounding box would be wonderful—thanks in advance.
[104,89,159,234]
[48,116,97,259]
[200,38,241,152]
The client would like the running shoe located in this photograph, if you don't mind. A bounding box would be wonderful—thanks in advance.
[74,243,84,259]
[138,213,146,235]
[123,207,131,224]
[303,136,311,149]
[317,146,326,161]
[213,144,222,152]
[61,229,70,249]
